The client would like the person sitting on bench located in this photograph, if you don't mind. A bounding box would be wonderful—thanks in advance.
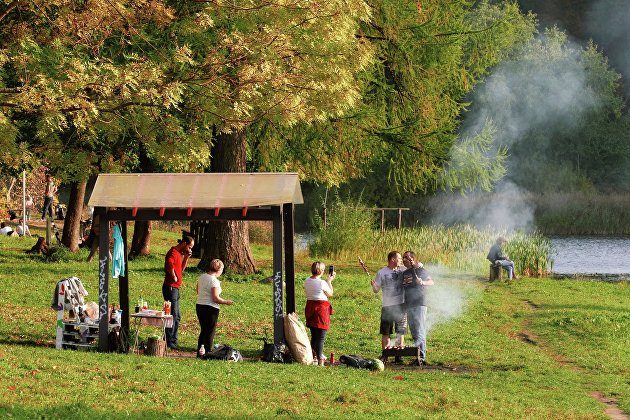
[487,237,518,280]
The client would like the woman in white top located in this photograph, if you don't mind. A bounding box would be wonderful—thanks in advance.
[196,259,233,358]
[304,261,335,366]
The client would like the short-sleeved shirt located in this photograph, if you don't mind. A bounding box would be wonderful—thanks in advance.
[45,180,56,198]
[402,267,430,307]
[304,277,331,301]
[164,247,184,288]
[16,225,29,236]
[197,273,221,309]
[373,267,403,307]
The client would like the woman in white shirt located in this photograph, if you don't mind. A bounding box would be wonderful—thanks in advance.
[196,259,233,358]
[304,261,335,366]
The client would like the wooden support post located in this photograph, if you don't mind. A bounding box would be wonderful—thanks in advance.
[272,206,284,345]
[380,209,385,233]
[98,209,110,352]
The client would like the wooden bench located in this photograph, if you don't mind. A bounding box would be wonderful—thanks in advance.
[183,221,210,258]
[380,346,423,365]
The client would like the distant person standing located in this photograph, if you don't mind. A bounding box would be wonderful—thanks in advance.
[25,194,34,221]
[487,237,518,280]
[163,236,194,350]
[41,173,57,221]
[371,251,406,349]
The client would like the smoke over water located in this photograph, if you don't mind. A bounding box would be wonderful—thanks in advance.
[429,32,605,229]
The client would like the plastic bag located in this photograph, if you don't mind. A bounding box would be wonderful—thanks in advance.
[206,344,243,362]
[262,340,292,363]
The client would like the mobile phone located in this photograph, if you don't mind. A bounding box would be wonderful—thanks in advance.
[328,265,334,275]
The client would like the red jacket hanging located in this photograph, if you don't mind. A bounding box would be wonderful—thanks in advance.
[305,300,333,330]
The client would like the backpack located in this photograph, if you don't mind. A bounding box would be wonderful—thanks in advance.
[262,340,293,363]
[339,354,376,370]
[206,344,243,362]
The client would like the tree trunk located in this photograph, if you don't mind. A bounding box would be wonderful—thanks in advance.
[62,180,86,251]
[198,129,256,274]
[129,220,152,259]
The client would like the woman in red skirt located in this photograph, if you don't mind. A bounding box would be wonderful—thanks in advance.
[304,261,335,366]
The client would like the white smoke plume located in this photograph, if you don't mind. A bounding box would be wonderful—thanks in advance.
[423,264,476,332]
[429,31,603,229]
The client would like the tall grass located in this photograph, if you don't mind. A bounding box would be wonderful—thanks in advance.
[534,192,630,235]
[309,199,553,276]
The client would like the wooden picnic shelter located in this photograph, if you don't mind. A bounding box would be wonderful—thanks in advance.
[87,173,304,352]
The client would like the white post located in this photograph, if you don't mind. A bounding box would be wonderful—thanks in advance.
[55,280,67,349]
[22,171,26,233]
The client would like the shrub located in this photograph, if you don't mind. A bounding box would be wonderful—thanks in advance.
[309,196,376,258]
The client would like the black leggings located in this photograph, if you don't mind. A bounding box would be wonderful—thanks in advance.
[196,304,220,354]
[309,327,327,360]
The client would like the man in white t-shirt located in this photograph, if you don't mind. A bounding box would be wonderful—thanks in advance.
[371,250,406,349]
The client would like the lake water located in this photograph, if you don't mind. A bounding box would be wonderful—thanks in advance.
[551,236,630,276]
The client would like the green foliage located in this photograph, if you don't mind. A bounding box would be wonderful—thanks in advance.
[440,122,508,192]
[503,231,554,276]
[252,0,536,191]
[309,196,376,258]
[1,1,373,182]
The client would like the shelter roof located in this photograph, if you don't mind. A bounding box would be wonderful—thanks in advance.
[88,173,303,209]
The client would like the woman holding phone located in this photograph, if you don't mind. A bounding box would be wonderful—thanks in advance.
[304,261,335,366]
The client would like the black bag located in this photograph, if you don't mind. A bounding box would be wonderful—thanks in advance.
[262,341,292,363]
[206,344,243,362]
[339,354,375,370]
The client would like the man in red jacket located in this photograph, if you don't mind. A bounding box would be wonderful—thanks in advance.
[163,236,194,349]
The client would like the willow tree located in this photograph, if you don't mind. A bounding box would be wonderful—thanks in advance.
[253,1,536,196]
[0,1,372,269]
[0,1,213,250]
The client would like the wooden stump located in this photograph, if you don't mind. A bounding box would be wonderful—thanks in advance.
[489,264,502,282]
[146,337,166,357]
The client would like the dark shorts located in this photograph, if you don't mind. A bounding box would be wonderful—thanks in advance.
[379,304,407,335]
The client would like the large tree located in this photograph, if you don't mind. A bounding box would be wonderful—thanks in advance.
[252,1,536,195]
[1,1,372,270]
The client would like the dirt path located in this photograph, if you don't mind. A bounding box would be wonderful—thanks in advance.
[518,300,628,420]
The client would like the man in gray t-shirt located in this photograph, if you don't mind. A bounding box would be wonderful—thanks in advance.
[371,251,407,349]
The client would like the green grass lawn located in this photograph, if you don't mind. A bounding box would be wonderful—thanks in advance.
[0,228,628,418]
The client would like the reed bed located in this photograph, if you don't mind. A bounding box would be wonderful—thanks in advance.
[534,192,630,235]
[309,201,554,275]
